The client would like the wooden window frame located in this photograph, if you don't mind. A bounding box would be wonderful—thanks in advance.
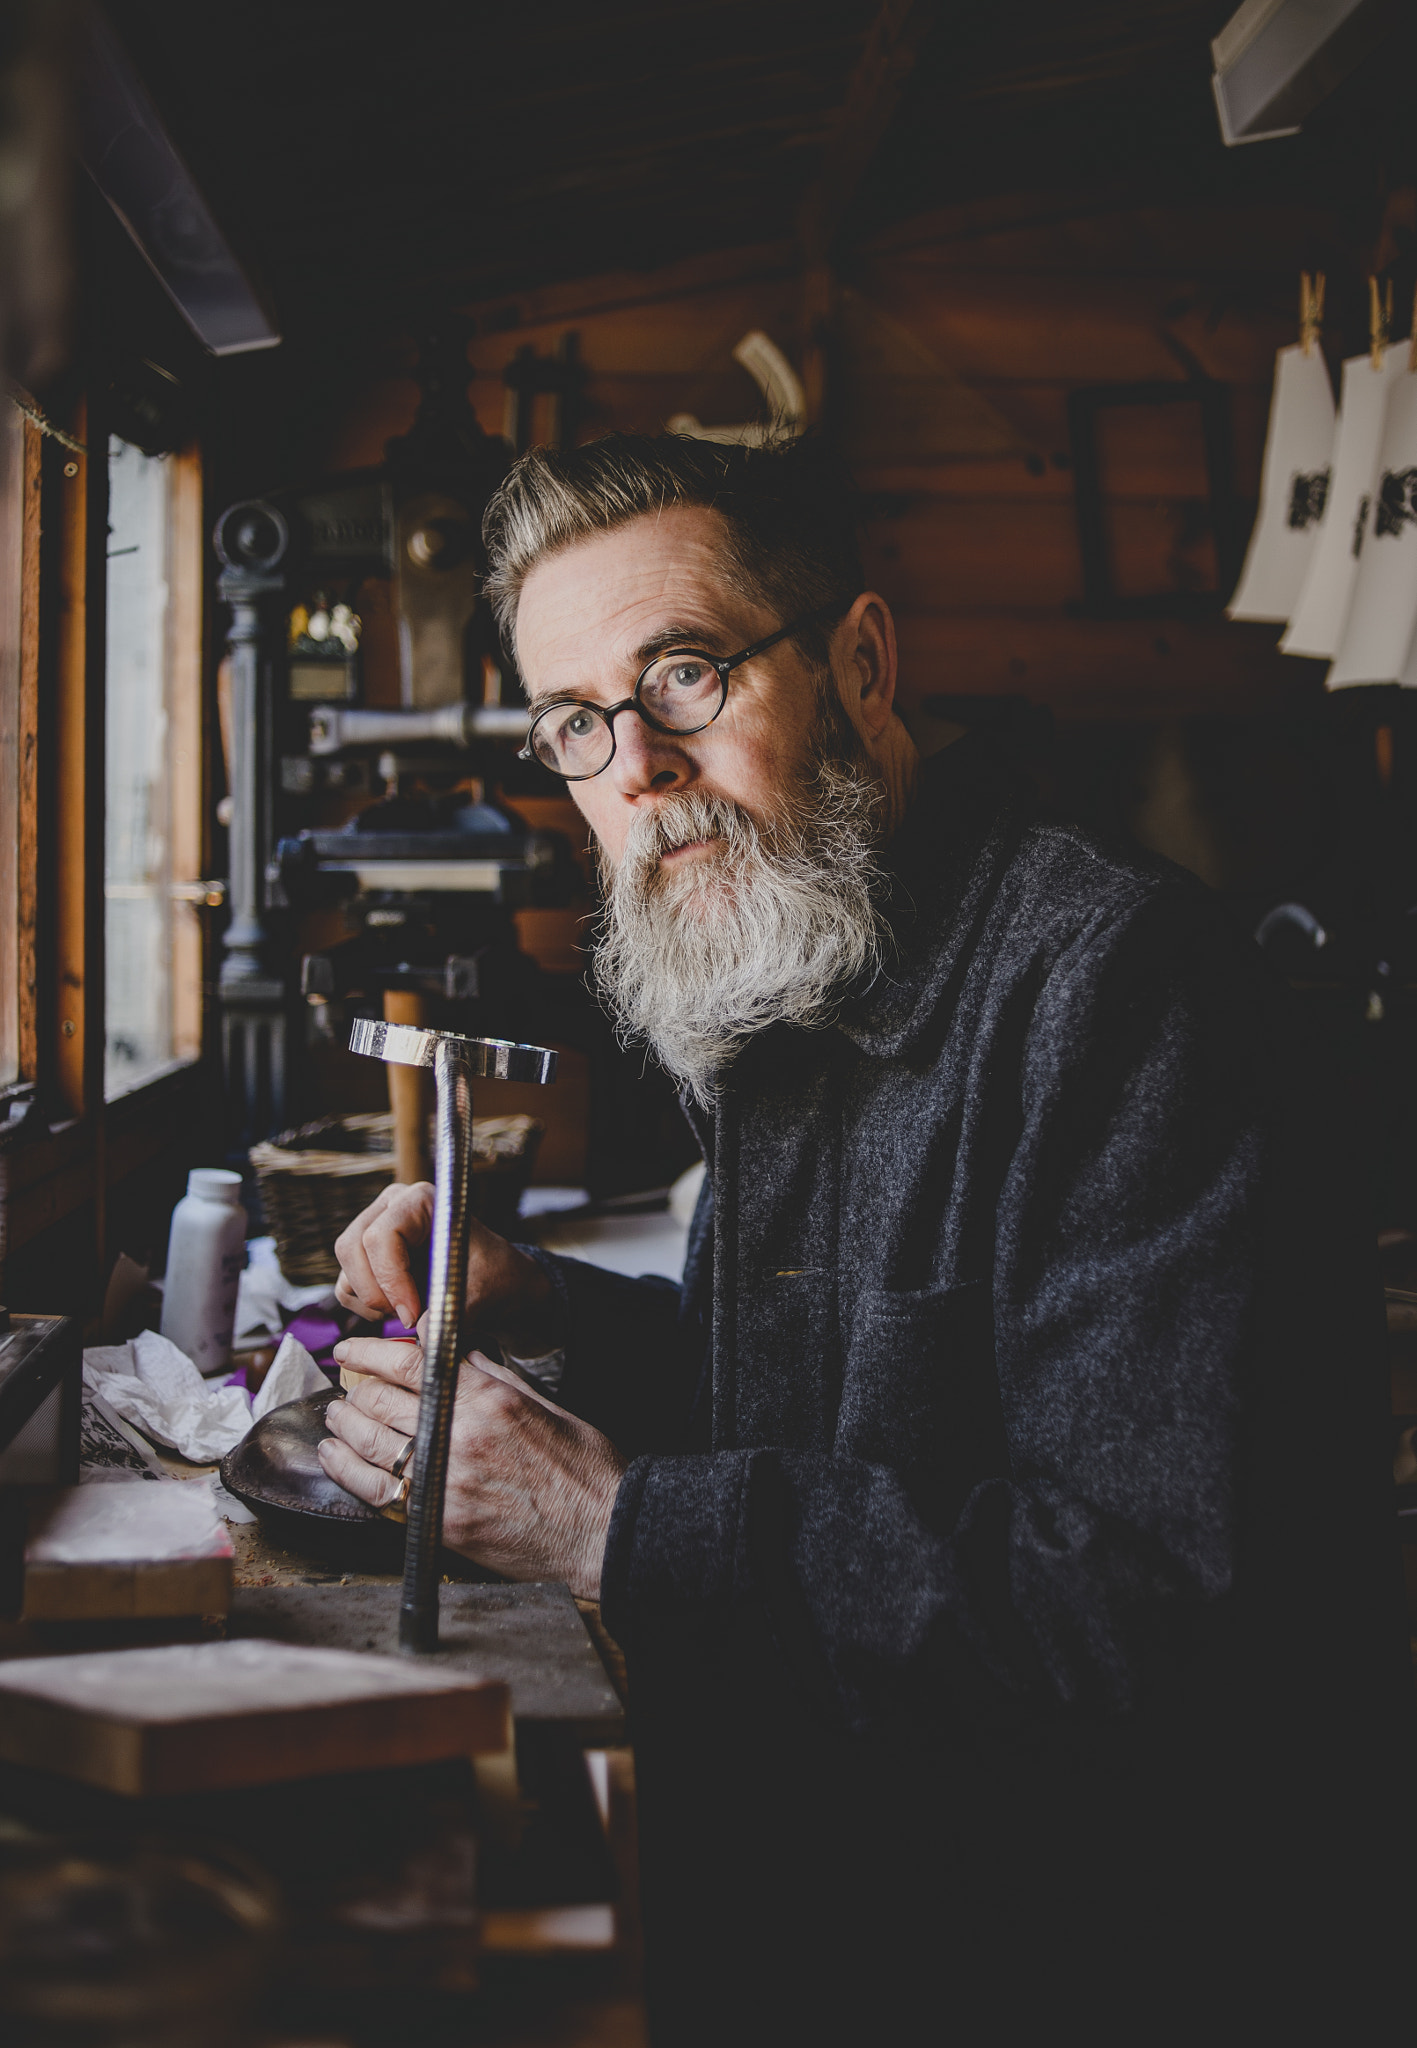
[0,388,218,1303]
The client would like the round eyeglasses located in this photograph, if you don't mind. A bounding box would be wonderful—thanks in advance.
[518,606,835,782]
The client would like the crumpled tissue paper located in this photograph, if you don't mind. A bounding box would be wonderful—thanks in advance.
[82,1328,328,1465]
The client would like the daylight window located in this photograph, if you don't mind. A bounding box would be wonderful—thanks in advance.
[0,400,23,1092]
[104,435,202,1100]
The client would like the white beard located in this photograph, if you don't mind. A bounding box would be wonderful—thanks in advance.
[593,759,887,1107]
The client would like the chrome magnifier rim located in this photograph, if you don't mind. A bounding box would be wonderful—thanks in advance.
[348,1018,558,1084]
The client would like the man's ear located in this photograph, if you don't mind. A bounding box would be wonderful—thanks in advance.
[834,592,898,742]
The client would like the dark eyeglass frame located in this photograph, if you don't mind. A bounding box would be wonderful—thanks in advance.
[518,604,837,782]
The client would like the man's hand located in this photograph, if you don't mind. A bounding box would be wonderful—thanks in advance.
[333,1182,551,1337]
[316,1333,625,1600]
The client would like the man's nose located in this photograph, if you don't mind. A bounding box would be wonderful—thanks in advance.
[605,705,694,798]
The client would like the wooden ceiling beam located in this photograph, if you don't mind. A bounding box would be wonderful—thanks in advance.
[799,0,944,262]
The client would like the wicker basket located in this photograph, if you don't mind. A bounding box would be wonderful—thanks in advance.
[249,1109,543,1284]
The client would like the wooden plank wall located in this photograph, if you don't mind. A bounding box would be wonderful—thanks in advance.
[324,193,1342,731]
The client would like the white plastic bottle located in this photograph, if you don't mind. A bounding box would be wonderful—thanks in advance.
[159,1169,247,1375]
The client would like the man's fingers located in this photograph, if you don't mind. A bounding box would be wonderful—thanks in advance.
[334,1335,424,1389]
[345,1373,421,1436]
[317,1434,404,1509]
[332,1181,432,1327]
[361,1183,434,1329]
[332,1184,402,1317]
[324,1395,413,1472]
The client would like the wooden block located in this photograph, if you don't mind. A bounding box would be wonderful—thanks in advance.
[0,1638,510,1795]
[22,1484,234,1621]
[22,1556,233,1622]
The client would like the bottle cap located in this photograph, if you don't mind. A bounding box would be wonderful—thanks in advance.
[188,1168,243,1205]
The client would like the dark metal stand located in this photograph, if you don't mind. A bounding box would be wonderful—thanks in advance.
[214,502,291,1146]
[348,1019,556,1651]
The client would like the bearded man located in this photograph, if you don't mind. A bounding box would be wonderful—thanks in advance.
[321,436,1400,2042]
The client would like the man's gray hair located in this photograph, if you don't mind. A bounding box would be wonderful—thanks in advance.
[481,432,865,665]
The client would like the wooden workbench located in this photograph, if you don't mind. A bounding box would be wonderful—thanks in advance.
[0,1477,646,2047]
[239,1516,647,2046]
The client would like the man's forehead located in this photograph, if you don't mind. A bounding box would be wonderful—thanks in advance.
[515,506,768,696]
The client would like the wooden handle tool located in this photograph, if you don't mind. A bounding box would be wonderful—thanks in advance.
[382,988,433,1186]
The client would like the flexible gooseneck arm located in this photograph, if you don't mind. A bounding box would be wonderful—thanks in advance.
[401,1035,473,1651]
[348,1019,557,1652]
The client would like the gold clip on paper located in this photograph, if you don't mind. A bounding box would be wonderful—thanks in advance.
[1300,271,1325,356]
[1370,275,1393,370]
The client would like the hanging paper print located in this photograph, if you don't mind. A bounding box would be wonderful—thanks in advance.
[1328,368,1417,688]
[1281,346,1407,659]
[1228,343,1335,622]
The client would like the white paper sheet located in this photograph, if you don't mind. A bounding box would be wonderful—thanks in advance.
[1328,369,1417,687]
[1282,347,1409,658]
[26,1481,233,1563]
[252,1330,328,1420]
[81,1327,326,1464]
[234,1239,333,1342]
[1227,345,1335,622]
[207,1475,257,1523]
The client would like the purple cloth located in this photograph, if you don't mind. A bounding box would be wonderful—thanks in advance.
[284,1308,418,1370]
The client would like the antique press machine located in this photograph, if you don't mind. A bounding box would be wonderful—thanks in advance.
[212,325,578,1153]
[211,330,574,1646]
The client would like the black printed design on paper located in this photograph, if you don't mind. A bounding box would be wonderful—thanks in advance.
[1287,469,1329,529]
[1375,467,1417,538]
[1353,494,1371,559]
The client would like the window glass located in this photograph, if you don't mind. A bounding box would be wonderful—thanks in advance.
[0,400,23,1090]
[104,435,201,1099]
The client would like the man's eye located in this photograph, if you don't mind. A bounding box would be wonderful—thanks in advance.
[667,660,709,689]
[555,707,597,742]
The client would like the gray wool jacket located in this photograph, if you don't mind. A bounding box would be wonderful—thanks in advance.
[530,736,1376,1744]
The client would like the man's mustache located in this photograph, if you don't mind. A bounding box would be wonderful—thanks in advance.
[619,793,757,874]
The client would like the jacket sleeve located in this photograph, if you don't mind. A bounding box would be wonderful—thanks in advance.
[514,1174,714,1460]
[599,890,1291,1735]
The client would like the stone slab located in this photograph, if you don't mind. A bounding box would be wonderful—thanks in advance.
[228,1579,625,1744]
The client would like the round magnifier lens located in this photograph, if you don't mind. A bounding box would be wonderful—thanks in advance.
[532,702,614,778]
[638,653,724,732]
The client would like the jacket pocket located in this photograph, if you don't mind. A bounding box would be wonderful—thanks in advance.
[838,1278,1009,1529]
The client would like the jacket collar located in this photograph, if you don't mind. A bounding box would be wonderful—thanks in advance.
[838,732,1031,1060]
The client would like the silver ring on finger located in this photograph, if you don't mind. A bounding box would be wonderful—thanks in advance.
[389,1433,415,1480]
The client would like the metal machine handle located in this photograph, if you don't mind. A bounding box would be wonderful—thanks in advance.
[348,1018,557,1651]
[310,703,530,755]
